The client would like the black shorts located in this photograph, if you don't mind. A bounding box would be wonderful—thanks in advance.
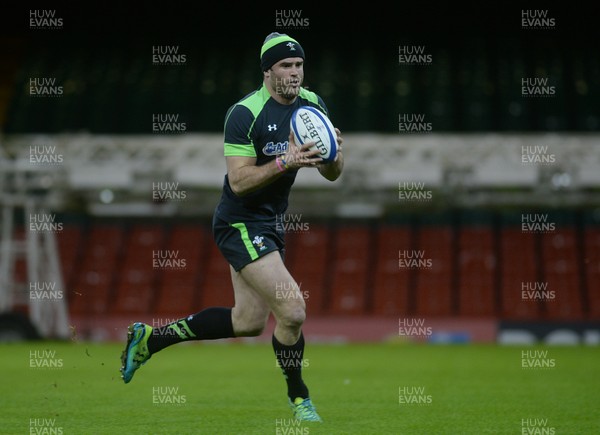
[212,214,285,272]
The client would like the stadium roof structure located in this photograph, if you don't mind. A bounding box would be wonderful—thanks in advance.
[1,132,599,218]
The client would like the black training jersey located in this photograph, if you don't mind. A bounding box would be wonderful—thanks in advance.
[215,83,329,222]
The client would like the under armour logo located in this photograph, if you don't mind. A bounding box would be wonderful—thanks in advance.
[268,124,277,131]
[286,42,296,51]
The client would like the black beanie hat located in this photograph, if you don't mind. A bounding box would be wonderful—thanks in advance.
[260,32,305,71]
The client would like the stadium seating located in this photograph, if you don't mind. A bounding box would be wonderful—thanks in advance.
[540,228,583,320]
[71,224,124,315]
[583,227,600,319]
[372,225,412,316]
[328,225,372,315]
[456,227,496,317]
[153,225,206,316]
[498,229,540,320]
[413,225,454,316]
[53,211,598,322]
[112,224,165,315]
[200,240,235,309]
[286,225,331,316]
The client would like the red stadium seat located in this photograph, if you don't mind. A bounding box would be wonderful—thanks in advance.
[372,225,411,316]
[414,226,454,316]
[286,225,331,315]
[583,227,600,319]
[499,229,540,320]
[540,229,583,320]
[112,225,165,315]
[457,227,496,317]
[58,217,597,329]
[154,226,207,315]
[71,225,125,315]
[328,225,371,315]
[200,242,234,309]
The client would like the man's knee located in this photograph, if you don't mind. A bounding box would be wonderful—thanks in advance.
[278,301,306,330]
[232,308,269,337]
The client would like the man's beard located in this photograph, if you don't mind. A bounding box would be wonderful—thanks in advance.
[273,77,301,100]
[278,89,298,100]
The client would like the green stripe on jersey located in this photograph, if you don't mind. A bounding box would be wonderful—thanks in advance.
[224,85,271,148]
[299,88,325,112]
[237,84,271,119]
[299,87,319,105]
[224,143,257,157]
[231,223,259,260]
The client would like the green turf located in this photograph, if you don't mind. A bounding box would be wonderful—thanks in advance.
[2,341,598,434]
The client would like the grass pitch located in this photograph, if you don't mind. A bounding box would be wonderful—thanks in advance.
[3,341,598,434]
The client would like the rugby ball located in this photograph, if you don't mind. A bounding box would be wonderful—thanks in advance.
[290,106,337,163]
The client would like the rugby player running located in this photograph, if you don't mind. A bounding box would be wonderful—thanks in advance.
[120,32,344,423]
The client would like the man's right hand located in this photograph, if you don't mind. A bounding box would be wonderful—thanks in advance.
[283,131,323,170]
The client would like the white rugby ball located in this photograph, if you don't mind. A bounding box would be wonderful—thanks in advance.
[290,106,337,163]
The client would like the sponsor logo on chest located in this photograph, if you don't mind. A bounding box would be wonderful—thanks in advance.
[262,122,290,156]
